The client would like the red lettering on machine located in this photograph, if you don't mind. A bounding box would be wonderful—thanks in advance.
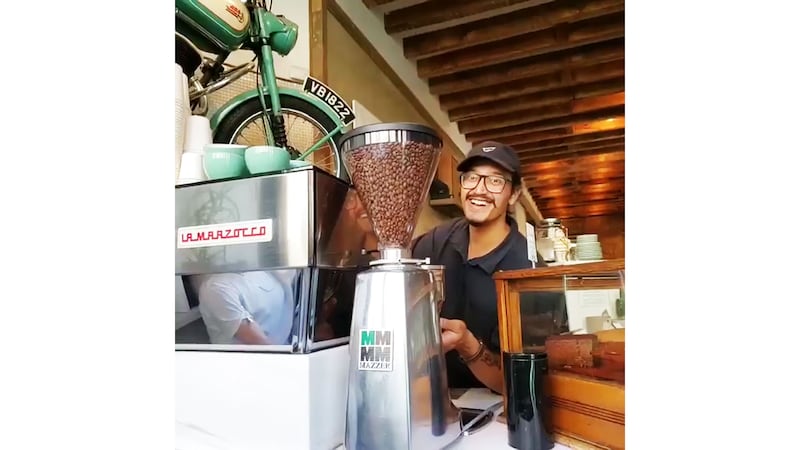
[176,219,274,249]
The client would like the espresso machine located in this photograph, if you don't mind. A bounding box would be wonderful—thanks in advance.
[338,123,464,450]
[174,165,372,450]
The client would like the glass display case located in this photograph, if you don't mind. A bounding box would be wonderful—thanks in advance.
[494,259,625,450]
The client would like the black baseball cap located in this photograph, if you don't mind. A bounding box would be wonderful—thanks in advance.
[456,141,522,179]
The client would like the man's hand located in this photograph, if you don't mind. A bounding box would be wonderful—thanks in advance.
[440,318,481,356]
[440,318,504,393]
[440,318,467,353]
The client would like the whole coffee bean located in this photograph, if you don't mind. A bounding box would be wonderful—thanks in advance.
[346,141,437,249]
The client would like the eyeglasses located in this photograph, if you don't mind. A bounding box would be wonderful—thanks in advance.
[460,171,511,194]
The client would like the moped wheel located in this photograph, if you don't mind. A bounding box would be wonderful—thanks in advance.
[213,94,347,181]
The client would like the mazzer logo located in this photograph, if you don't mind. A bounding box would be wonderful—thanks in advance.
[482,146,496,152]
[358,329,393,371]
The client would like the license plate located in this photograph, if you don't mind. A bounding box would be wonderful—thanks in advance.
[303,76,356,126]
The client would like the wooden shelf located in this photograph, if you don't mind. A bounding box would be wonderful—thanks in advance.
[494,259,624,280]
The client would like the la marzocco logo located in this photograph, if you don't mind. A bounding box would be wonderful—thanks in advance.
[225,4,245,23]
[177,219,273,249]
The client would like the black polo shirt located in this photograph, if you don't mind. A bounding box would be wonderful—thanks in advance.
[411,216,537,389]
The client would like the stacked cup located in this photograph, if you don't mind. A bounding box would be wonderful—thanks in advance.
[575,234,604,261]
[177,115,214,185]
[175,64,191,181]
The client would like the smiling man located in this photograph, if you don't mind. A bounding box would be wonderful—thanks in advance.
[411,141,543,393]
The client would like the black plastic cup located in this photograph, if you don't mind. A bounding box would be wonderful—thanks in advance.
[503,352,554,450]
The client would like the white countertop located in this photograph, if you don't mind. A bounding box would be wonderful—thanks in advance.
[176,387,571,450]
[451,418,568,450]
[449,389,569,450]
[331,389,570,450]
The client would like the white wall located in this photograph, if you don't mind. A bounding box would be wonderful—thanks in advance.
[207,0,311,82]
[331,0,470,156]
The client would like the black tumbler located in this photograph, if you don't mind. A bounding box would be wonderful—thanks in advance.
[503,352,554,450]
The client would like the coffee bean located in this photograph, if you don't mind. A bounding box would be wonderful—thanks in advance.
[346,141,437,249]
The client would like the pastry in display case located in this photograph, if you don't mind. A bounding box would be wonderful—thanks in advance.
[494,259,625,450]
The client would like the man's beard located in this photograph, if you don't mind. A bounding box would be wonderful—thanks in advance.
[466,209,512,228]
[466,214,499,227]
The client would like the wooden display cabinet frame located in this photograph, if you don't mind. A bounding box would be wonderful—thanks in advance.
[494,259,626,450]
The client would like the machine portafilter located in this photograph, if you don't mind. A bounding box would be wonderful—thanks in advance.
[339,123,461,450]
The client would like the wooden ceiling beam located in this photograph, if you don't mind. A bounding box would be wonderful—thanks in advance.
[535,191,624,204]
[384,0,554,39]
[518,137,625,159]
[522,150,626,171]
[403,0,625,60]
[458,92,625,135]
[521,145,625,164]
[521,159,625,177]
[417,12,624,79]
[572,91,625,114]
[538,197,624,210]
[440,60,624,110]
[539,203,624,220]
[362,0,431,14]
[510,129,625,151]
[429,40,624,95]
[450,89,571,122]
[448,78,624,121]
[527,177,625,192]
[523,177,625,198]
[496,127,615,147]
[465,106,625,142]
[526,167,625,182]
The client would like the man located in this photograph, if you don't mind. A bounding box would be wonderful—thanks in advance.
[411,141,543,393]
[197,270,295,345]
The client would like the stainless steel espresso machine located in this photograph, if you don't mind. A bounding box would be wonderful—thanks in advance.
[338,123,464,450]
[174,165,373,450]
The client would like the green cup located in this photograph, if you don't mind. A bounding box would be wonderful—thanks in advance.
[245,145,291,174]
[203,144,248,180]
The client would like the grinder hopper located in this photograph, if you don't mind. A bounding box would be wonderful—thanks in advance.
[339,123,443,260]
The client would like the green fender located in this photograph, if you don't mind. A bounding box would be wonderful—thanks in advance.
[209,87,343,132]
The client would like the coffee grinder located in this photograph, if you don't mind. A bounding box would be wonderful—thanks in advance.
[338,123,462,450]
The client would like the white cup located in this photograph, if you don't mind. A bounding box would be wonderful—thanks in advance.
[183,115,213,153]
[178,152,206,181]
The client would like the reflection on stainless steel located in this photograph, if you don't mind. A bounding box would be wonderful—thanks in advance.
[175,168,372,354]
[345,263,461,450]
[175,266,360,354]
[420,264,444,314]
[175,168,371,274]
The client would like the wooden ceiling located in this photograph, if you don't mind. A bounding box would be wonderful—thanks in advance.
[362,0,625,220]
